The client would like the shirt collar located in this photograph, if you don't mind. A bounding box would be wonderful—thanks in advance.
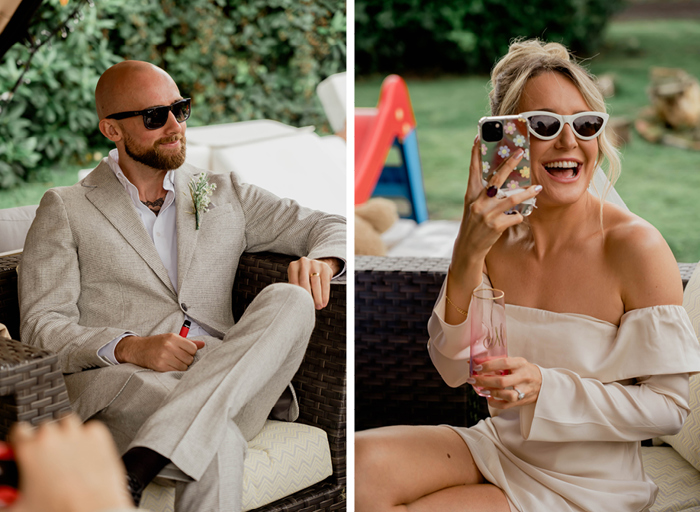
[107,148,176,194]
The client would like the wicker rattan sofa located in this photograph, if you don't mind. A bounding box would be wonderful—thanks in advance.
[0,251,346,512]
[355,255,699,512]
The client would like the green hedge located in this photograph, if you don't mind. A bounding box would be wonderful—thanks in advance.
[355,0,624,76]
[0,0,345,188]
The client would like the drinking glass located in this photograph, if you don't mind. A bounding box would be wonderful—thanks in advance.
[469,287,508,397]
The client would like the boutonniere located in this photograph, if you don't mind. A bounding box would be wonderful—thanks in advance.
[188,173,217,230]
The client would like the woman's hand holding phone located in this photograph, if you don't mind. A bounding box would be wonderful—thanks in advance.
[455,136,542,264]
[444,136,542,325]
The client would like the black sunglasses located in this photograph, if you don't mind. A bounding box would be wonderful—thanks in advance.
[106,98,191,130]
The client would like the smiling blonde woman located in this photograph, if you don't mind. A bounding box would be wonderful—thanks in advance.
[355,39,700,512]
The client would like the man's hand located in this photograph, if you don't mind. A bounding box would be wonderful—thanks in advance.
[115,333,205,371]
[8,415,133,512]
[288,257,340,310]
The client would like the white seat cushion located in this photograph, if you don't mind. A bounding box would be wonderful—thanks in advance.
[659,372,700,473]
[316,72,347,133]
[658,264,700,472]
[208,134,345,216]
[138,420,333,511]
[242,420,333,510]
[187,121,346,217]
[0,205,38,254]
[642,446,700,512]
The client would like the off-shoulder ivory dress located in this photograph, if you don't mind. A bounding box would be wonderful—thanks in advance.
[428,275,700,512]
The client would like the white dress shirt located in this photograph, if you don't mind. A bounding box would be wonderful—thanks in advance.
[97,149,211,365]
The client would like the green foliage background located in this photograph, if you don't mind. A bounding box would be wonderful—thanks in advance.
[355,0,625,76]
[0,0,346,189]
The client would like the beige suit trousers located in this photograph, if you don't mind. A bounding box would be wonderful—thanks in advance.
[94,282,315,512]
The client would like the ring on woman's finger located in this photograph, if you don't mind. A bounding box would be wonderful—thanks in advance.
[486,185,498,198]
[310,272,320,277]
[513,387,525,401]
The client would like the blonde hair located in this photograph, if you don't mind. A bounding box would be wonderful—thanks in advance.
[489,39,621,213]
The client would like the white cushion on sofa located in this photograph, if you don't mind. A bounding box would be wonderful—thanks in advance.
[659,264,700,472]
[0,205,38,254]
[242,420,333,510]
[660,373,700,472]
[138,420,333,511]
[187,120,346,217]
[642,446,700,512]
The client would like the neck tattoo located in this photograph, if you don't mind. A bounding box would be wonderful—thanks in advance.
[141,197,165,215]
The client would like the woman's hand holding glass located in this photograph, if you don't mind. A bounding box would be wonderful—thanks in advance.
[467,356,543,409]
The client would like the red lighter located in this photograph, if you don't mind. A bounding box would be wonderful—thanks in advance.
[179,320,191,337]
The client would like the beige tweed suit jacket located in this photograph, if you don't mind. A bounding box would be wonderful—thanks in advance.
[19,160,346,421]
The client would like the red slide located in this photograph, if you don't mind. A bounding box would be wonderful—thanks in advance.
[355,75,417,205]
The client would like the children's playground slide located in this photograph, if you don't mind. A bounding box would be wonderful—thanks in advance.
[355,75,428,223]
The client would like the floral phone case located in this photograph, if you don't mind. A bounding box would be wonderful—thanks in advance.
[478,114,535,216]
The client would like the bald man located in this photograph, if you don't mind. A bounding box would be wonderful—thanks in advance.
[19,61,346,511]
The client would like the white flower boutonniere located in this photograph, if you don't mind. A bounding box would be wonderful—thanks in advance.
[189,173,217,230]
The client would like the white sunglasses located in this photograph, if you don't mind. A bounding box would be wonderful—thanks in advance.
[520,111,609,141]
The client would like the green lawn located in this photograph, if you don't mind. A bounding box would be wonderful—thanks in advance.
[0,164,85,209]
[356,19,700,263]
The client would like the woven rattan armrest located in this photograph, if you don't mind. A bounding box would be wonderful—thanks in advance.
[0,255,73,439]
[0,338,72,438]
[233,252,346,511]
[355,256,697,432]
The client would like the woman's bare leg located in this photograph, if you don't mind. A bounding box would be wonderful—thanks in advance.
[405,484,510,512]
[355,425,510,512]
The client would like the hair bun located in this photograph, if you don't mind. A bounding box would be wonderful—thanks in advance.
[490,39,575,103]
[500,39,571,68]
[541,41,571,61]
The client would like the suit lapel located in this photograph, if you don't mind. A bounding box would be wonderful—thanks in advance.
[174,165,200,293]
[84,162,176,296]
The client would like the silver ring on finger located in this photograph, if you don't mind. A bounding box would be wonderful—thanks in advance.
[513,387,525,401]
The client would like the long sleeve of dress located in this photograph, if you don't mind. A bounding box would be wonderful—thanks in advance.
[519,370,689,442]
[428,273,700,443]
[518,303,700,443]
[427,274,477,387]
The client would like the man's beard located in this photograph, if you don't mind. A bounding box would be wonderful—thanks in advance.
[123,132,187,171]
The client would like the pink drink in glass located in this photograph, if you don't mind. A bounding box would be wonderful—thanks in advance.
[469,287,508,397]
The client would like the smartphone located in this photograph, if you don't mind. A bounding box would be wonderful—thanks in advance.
[478,114,535,216]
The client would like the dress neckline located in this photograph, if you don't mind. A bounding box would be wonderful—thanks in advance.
[504,302,688,330]
[481,272,686,329]
[505,303,618,328]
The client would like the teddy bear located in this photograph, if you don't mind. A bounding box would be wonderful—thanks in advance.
[355,197,399,256]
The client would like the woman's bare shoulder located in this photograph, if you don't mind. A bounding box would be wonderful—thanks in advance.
[603,203,683,310]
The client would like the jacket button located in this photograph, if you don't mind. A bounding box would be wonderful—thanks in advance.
[181,303,188,311]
